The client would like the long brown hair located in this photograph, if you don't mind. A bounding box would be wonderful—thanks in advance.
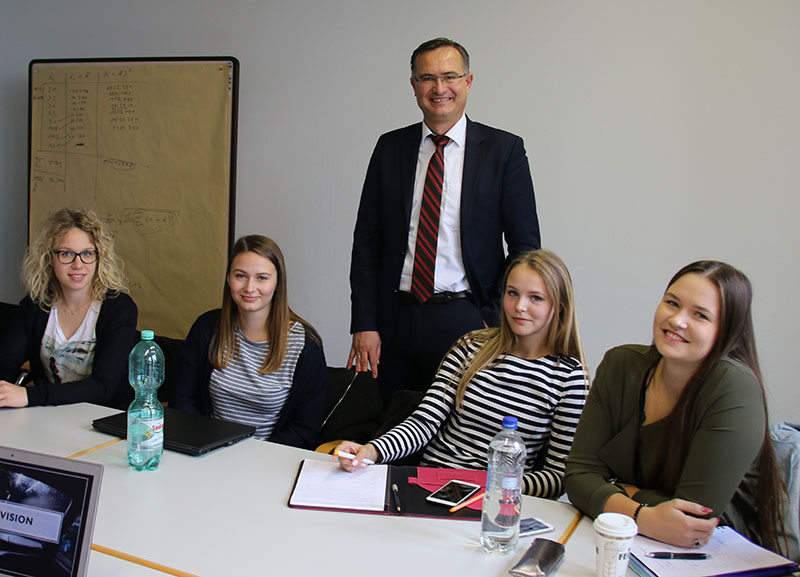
[449,249,588,407]
[210,235,319,374]
[653,260,785,553]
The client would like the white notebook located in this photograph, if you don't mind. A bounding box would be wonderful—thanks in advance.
[630,526,797,577]
[288,459,388,512]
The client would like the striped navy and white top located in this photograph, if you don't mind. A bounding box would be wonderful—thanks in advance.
[209,321,305,440]
[370,336,588,498]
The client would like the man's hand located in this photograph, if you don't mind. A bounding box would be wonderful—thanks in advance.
[347,331,381,379]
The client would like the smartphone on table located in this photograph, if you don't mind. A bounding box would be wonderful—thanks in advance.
[425,480,482,507]
[519,517,554,537]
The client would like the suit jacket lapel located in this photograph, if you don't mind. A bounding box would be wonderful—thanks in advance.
[401,123,422,227]
[461,117,484,228]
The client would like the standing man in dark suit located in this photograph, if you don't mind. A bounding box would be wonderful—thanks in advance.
[348,37,540,405]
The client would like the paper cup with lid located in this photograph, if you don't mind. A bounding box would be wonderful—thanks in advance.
[593,512,638,577]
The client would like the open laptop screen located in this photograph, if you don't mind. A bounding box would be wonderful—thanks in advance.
[0,446,102,577]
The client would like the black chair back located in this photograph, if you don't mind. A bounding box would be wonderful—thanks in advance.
[318,367,383,445]
[0,301,20,342]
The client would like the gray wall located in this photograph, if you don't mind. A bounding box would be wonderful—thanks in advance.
[2,1,798,423]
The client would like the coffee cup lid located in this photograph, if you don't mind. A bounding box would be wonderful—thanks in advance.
[593,512,638,538]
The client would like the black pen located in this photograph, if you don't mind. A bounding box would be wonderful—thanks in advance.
[392,483,402,514]
[646,552,710,560]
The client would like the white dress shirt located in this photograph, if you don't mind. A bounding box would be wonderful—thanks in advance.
[399,114,470,294]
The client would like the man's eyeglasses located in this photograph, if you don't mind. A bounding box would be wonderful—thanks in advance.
[413,73,468,86]
[52,249,98,265]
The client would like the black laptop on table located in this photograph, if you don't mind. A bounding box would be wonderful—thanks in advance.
[92,406,255,456]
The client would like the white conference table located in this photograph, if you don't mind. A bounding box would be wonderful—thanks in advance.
[2,404,599,577]
[86,554,169,577]
[1,403,117,457]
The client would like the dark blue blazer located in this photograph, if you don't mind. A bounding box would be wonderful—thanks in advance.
[350,117,540,340]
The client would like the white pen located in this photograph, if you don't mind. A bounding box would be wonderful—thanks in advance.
[333,449,375,465]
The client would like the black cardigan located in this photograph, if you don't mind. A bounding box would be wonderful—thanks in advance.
[0,293,138,409]
[170,309,328,450]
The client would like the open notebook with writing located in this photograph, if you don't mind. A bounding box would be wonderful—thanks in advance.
[630,526,798,577]
[288,459,484,520]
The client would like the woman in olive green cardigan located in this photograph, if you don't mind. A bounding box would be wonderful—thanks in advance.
[565,260,785,554]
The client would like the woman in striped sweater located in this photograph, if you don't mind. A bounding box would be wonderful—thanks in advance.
[171,235,327,449]
[336,249,588,499]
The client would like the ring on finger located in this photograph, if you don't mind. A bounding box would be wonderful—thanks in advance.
[693,539,701,548]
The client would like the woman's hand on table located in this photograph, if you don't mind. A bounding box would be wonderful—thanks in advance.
[0,381,29,408]
[637,499,718,548]
[335,441,379,472]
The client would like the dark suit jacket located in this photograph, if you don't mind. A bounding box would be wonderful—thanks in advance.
[350,117,540,340]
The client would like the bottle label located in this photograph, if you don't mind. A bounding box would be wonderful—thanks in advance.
[133,417,164,449]
[502,476,518,490]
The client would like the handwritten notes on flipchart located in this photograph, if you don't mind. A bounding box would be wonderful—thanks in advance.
[29,59,237,337]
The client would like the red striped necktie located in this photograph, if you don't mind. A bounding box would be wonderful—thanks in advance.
[411,134,450,303]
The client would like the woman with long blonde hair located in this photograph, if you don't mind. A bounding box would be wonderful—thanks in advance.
[0,208,137,409]
[337,249,588,499]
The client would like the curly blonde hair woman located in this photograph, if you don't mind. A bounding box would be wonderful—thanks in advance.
[0,208,137,409]
[22,208,128,307]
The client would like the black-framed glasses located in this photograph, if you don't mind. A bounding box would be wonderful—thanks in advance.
[413,73,469,86]
[52,249,98,264]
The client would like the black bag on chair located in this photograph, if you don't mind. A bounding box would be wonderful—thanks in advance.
[318,367,383,446]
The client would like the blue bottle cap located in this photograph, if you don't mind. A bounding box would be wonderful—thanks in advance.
[502,416,518,429]
[141,330,155,340]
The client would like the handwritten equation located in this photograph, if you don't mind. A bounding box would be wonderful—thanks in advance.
[103,209,180,236]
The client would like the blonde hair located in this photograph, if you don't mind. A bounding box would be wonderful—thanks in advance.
[22,208,128,309]
[449,249,588,407]
[210,235,320,374]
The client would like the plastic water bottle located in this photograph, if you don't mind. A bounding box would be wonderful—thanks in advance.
[480,416,526,554]
[127,330,164,471]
